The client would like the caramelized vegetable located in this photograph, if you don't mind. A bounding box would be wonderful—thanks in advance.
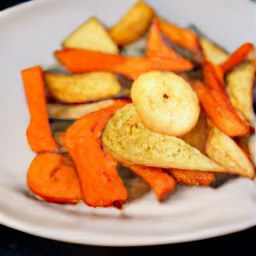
[55,48,193,80]
[27,153,82,204]
[226,62,255,124]
[45,72,121,103]
[203,60,224,90]
[220,42,254,73]
[21,66,58,153]
[170,169,215,186]
[109,0,154,46]
[199,37,229,65]
[62,16,119,53]
[64,100,129,208]
[193,81,251,137]
[159,18,199,53]
[205,126,255,179]
[125,164,176,201]
[147,17,181,59]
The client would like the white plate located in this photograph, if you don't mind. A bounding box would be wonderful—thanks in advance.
[0,0,255,246]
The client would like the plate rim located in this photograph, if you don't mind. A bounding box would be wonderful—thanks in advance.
[1,210,255,246]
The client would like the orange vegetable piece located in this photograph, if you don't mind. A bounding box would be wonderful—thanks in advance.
[147,17,181,59]
[64,100,129,208]
[126,164,176,201]
[170,169,215,186]
[220,42,254,73]
[203,60,224,90]
[55,48,193,80]
[27,153,82,204]
[159,18,199,53]
[21,66,58,153]
[193,81,251,137]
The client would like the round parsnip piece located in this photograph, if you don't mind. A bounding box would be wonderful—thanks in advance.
[131,71,200,136]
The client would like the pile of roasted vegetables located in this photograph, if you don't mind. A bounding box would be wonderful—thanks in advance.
[21,0,255,208]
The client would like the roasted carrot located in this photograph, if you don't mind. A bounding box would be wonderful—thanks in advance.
[27,153,82,204]
[220,42,254,73]
[147,17,181,59]
[55,48,193,80]
[146,17,193,68]
[21,66,58,153]
[203,60,224,90]
[170,169,215,186]
[64,100,129,208]
[200,60,252,136]
[125,164,176,201]
[159,17,199,53]
[193,81,251,137]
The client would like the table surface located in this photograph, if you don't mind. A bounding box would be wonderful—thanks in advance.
[1,1,256,255]
[1,224,255,256]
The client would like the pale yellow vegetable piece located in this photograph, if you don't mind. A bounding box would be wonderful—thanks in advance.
[62,17,119,54]
[47,99,115,120]
[45,72,121,103]
[226,62,255,125]
[103,104,225,172]
[199,37,229,65]
[205,126,255,179]
[131,71,200,136]
[109,0,154,46]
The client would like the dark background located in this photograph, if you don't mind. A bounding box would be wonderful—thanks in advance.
[1,0,255,255]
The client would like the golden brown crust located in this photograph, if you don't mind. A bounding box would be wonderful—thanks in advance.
[102,104,225,172]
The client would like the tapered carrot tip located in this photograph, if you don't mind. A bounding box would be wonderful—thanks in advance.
[220,42,254,73]
[147,17,179,59]
[27,153,82,204]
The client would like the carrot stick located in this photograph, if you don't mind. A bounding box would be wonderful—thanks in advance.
[27,153,82,204]
[170,169,215,186]
[21,66,58,153]
[147,17,181,59]
[200,60,252,136]
[220,42,254,73]
[125,164,176,201]
[159,17,199,53]
[55,48,193,80]
[193,81,251,137]
[64,100,129,208]
[203,60,224,90]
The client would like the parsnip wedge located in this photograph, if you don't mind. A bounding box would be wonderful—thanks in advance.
[62,17,119,54]
[109,0,154,46]
[205,126,255,179]
[199,37,229,65]
[103,104,225,172]
[226,62,255,125]
[45,72,121,103]
[47,99,115,120]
